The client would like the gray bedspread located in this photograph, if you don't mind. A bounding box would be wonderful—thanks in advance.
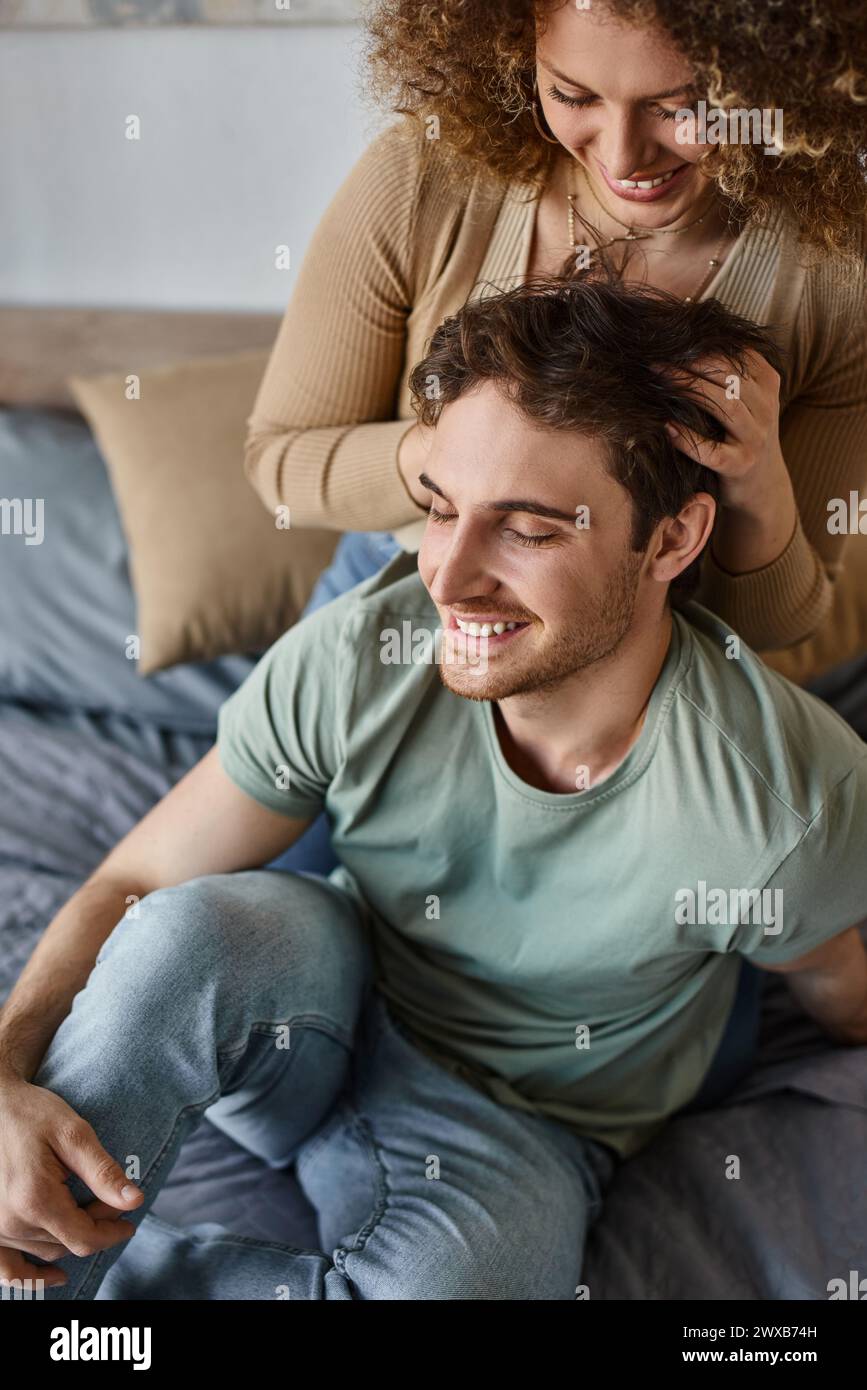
[2,700,865,1300]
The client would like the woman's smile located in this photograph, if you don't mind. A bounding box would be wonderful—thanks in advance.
[591,156,694,204]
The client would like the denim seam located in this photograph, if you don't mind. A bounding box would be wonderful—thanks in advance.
[138,1211,326,1262]
[330,1109,391,1278]
[215,1013,355,1063]
[293,999,387,1179]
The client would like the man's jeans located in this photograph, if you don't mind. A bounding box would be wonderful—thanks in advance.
[31,869,619,1300]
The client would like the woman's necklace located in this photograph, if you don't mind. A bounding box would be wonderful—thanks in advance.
[566,163,730,303]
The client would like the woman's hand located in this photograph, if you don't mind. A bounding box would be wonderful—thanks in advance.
[397,422,436,512]
[664,348,786,498]
[663,349,798,574]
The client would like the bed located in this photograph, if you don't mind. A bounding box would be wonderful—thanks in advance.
[1,307,866,1300]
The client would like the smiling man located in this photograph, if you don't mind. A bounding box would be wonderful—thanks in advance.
[2,278,867,1303]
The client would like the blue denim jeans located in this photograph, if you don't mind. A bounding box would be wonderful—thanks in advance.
[305,530,403,615]
[32,869,617,1300]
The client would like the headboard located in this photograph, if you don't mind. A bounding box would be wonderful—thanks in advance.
[0,305,283,410]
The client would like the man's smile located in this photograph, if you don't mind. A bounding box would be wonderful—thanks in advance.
[445,610,533,643]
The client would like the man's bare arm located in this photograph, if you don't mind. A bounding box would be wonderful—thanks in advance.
[754,924,867,1045]
[0,746,311,1084]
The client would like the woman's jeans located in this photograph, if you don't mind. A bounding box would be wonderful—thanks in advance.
[32,869,619,1301]
[305,529,402,613]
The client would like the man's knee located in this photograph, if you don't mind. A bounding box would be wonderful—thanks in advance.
[95,870,370,1003]
[94,873,248,980]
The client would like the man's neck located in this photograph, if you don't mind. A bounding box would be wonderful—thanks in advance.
[493,609,674,795]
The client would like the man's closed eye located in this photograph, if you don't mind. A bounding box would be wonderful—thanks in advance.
[427,505,558,547]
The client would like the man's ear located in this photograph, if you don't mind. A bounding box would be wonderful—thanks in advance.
[645,493,716,587]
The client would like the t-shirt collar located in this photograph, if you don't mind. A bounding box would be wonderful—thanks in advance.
[475,610,690,808]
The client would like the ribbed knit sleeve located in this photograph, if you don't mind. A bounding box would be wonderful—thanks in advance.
[697,225,867,651]
[243,120,427,532]
[699,514,830,651]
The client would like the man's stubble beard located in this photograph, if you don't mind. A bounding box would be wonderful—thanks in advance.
[437,549,645,702]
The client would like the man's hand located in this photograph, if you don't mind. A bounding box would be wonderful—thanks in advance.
[0,1070,144,1289]
[756,924,867,1046]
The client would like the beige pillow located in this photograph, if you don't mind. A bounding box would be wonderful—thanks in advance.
[67,352,338,674]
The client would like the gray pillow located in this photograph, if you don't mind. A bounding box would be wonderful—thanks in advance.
[0,408,256,731]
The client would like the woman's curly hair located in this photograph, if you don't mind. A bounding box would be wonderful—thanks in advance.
[362,0,867,264]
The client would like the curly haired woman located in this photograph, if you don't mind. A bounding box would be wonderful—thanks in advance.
[245,0,867,686]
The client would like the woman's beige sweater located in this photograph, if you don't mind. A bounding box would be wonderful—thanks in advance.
[244,119,867,677]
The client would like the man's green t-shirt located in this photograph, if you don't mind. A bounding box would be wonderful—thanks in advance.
[217,553,867,1159]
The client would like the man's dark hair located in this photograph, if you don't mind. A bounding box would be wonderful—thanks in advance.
[408,270,786,601]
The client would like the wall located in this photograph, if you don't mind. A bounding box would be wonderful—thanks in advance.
[0,23,388,310]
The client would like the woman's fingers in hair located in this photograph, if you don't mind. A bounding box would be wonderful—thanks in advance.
[664,422,736,474]
[665,346,783,483]
[665,349,779,420]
